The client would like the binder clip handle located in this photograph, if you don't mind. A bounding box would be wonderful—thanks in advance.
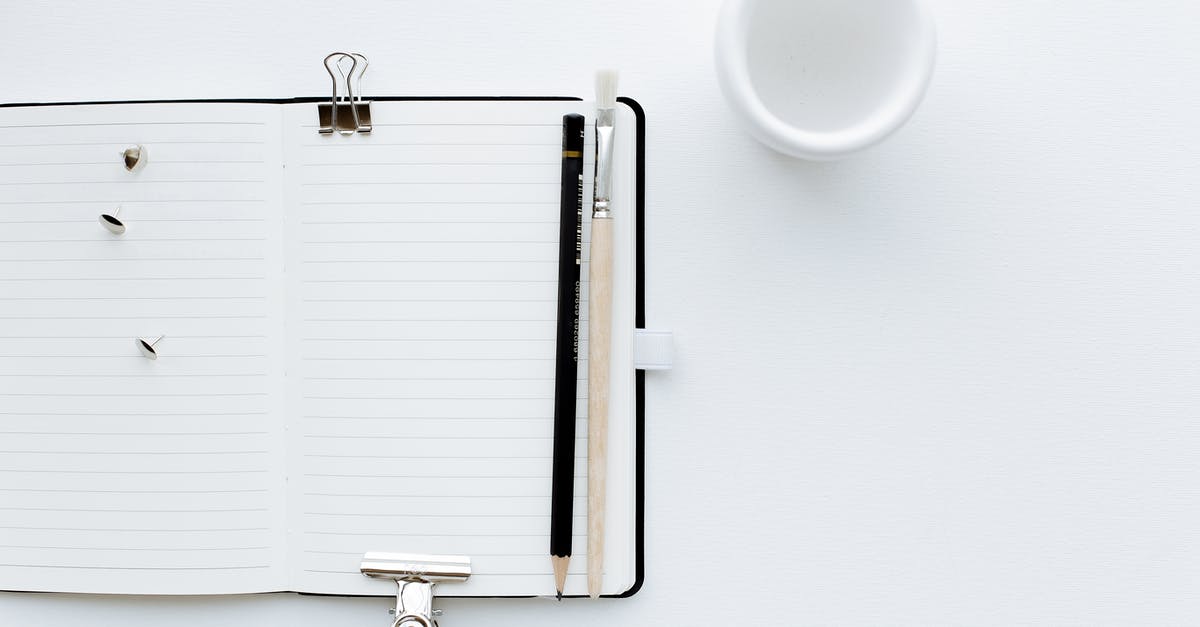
[319,52,373,135]
[322,52,360,135]
[391,578,437,627]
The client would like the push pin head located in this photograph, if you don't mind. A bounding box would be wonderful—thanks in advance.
[136,335,164,360]
[122,145,147,171]
[99,206,126,235]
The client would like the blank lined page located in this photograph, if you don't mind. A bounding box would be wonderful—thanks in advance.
[281,100,637,597]
[0,103,288,594]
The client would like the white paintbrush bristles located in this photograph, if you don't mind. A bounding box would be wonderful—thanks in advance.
[595,70,618,111]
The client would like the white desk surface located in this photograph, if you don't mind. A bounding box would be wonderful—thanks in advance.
[3,1,1199,624]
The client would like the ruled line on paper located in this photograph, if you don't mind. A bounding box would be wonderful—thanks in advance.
[301,240,556,245]
[0,203,267,208]
[302,571,574,576]
[0,431,269,436]
[298,475,583,481]
[0,393,268,398]
[0,374,269,378]
[302,512,582,518]
[299,259,556,264]
[301,161,559,167]
[0,141,266,147]
[300,376,574,382]
[300,415,553,420]
[300,217,557,221]
[303,550,559,557]
[301,392,551,398]
[0,277,268,282]
[299,322,553,325]
[0,545,270,551]
[300,374,554,379]
[0,315,269,320]
[299,142,559,147]
[0,450,269,455]
[0,296,269,300]
[0,179,266,186]
[0,565,272,571]
[301,455,569,460]
[301,279,554,284]
[300,300,554,306]
[301,123,561,128]
[299,204,556,211]
[0,489,269,495]
[0,238,256,243]
[0,526,270,532]
[298,357,554,362]
[0,411,269,416]
[0,507,269,514]
[0,121,267,129]
[301,492,580,498]
[0,470,269,475]
[0,160,265,166]
[302,178,559,183]
[300,490,576,494]
[302,435,559,440]
[302,473,578,478]
[299,181,557,187]
[0,257,266,263]
[0,354,266,358]
[0,335,268,339]
[303,532,585,538]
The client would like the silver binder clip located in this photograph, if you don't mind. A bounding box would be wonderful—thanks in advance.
[361,552,471,627]
[319,52,372,135]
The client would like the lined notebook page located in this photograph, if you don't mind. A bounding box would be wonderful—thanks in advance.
[281,100,638,597]
[0,103,288,594]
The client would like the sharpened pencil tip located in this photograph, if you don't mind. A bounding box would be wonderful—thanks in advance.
[551,554,570,600]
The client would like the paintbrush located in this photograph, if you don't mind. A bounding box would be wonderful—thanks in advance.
[587,69,618,599]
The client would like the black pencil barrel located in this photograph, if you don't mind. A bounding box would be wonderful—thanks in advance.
[551,113,586,558]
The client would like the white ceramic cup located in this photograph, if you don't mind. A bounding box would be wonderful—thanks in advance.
[715,0,937,160]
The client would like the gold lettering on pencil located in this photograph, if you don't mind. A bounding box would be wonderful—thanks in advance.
[572,280,580,362]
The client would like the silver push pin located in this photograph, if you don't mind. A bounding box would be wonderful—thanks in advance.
[360,552,471,627]
[99,206,126,235]
[122,145,147,171]
[135,335,164,360]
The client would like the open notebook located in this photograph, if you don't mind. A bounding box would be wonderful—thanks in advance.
[0,99,643,597]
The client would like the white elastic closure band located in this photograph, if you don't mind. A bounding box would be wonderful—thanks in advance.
[633,329,674,370]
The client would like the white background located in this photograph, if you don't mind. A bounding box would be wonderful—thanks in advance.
[2,1,1199,624]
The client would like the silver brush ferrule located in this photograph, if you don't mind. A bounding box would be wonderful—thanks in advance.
[592,108,615,219]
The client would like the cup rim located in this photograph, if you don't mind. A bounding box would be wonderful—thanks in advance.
[714,0,938,160]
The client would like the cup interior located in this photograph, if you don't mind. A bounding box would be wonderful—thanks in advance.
[716,0,936,159]
[746,0,925,133]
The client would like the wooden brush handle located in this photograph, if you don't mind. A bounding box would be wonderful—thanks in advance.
[586,215,613,598]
